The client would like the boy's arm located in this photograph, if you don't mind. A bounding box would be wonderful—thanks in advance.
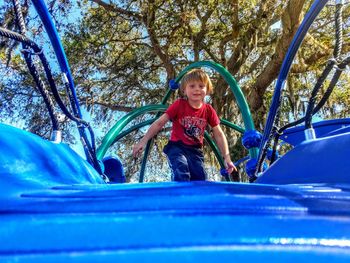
[212,125,237,174]
[132,113,170,158]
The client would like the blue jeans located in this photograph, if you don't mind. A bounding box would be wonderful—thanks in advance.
[163,141,207,181]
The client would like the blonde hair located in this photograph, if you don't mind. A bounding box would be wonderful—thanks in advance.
[180,68,214,96]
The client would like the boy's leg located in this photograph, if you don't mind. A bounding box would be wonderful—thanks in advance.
[186,148,207,181]
[163,143,191,181]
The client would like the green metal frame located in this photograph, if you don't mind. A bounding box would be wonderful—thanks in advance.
[97,104,167,160]
[96,104,244,181]
[97,61,257,182]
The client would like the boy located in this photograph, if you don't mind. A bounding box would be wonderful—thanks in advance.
[133,69,236,181]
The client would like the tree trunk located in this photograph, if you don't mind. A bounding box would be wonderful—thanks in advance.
[247,0,306,127]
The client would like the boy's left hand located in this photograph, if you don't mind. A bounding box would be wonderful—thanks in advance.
[225,161,237,174]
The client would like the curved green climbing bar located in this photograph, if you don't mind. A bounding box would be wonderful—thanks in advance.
[97,103,245,181]
[97,61,257,182]
[97,104,168,160]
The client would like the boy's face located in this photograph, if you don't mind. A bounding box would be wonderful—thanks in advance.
[184,80,207,103]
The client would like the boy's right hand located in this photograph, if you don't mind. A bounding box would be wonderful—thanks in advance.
[132,142,145,158]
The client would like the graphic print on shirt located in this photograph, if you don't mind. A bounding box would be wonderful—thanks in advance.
[180,116,207,143]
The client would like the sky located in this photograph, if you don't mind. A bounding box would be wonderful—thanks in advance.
[0,0,90,157]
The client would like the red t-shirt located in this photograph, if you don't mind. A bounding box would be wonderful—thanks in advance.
[165,99,220,146]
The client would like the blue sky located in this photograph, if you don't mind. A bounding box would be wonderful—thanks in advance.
[0,0,91,157]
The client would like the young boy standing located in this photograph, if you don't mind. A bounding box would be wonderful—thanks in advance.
[133,69,236,181]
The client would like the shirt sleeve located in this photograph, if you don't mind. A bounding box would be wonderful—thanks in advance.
[207,104,220,127]
[165,99,181,121]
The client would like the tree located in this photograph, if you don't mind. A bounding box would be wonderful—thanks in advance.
[1,0,350,181]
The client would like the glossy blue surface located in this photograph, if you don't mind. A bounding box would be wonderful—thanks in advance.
[280,118,350,146]
[1,180,350,261]
[102,156,125,183]
[1,123,350,261]
[257,131,350,184]
[2,0,350,261]
[0,123,104,197]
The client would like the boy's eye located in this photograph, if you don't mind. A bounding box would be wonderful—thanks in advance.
[187,83,206,89]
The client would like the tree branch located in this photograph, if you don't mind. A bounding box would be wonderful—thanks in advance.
[248,0,306,114]
[90,0,143,20]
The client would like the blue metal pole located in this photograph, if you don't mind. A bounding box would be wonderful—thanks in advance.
[31,0,82,117]
[258,0,329,166]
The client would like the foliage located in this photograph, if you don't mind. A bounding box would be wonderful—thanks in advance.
[1,0,350,181]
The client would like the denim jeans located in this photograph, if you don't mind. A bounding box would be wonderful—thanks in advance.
[163,141,207,181]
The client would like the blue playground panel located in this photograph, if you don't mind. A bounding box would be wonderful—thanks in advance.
[280,118,350,146]
[1,181,350,261]
[1,123,350,261]
[1,0,350,261]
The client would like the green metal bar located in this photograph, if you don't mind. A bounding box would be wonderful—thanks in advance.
[98,104,244,181]
[139,139,153,182]
[204,132,229,181]
[162,61,258,158]
[112,119,156,145]
[176,61,254,129]
[98,61,257,180]
[161,89,173,105]
[97,104,168,160]
[141,86,174,181]
[112,118,244,148]
[103,118,155,183]
[220,119,245,134]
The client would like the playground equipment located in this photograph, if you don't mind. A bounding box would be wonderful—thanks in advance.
[1,0,350,261]
[96,60,259,182]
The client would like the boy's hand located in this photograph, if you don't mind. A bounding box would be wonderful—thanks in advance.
[223,155,237,174]
[132,142,145,158]
[225,161,237,174]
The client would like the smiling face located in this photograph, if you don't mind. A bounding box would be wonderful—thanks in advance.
[180,69,213,106]
[183,80,208,104]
